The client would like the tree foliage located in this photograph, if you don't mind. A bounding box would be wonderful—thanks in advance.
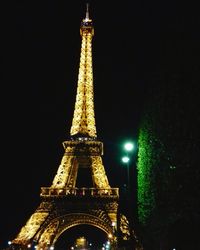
[137,71,200,249]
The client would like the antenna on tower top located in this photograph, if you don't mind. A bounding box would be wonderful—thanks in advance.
[85,2,90,20]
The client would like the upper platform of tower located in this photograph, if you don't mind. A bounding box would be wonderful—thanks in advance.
[80,3,94,36]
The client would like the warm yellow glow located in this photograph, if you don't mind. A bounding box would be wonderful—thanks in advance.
[91,155,111,189]
[70,23,96,138]
[108,233,113,239]
[47,141,112,190]
[12,212,48,244]
[112,221,116,227]
[10,6,131,249]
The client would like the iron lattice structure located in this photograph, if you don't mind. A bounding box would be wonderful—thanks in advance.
[9,5,142,250]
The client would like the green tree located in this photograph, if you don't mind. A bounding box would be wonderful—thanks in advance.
[137,78,200,249]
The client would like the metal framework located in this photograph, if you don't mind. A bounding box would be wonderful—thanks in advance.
[8,4,141,250]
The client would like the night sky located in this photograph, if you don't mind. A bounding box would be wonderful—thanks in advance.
[1,0,199,248]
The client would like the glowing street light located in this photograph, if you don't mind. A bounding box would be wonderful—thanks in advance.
[124,142,134,152]
[121,141,135,193]
[122,156,130,163]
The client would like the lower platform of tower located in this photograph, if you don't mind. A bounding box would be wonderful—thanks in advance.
[7,192,143,250]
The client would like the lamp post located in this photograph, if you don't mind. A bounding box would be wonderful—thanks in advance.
[121,141,135,194]
[121,156,130,193]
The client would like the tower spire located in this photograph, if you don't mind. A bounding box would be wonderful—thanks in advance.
[70,3,96,139]
[85,2,90,20]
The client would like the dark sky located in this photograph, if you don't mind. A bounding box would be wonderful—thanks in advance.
[1,0,198,248]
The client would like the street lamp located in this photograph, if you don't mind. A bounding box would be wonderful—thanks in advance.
[124,142,134,152]
[122,156,130,164]
[121,141,135,193]
[122,156,130,193]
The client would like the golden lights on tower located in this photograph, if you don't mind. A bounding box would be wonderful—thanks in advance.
[70,3,96,138]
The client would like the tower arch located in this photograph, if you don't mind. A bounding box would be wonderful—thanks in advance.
[35,213,113,247]
[53,214,113,244]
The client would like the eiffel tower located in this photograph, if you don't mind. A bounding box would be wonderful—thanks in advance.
[8,4,142,250]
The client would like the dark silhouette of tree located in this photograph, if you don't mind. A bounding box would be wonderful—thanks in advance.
[137,37,200,250]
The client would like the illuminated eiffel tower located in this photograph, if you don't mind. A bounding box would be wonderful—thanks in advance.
[8,4,142,250]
